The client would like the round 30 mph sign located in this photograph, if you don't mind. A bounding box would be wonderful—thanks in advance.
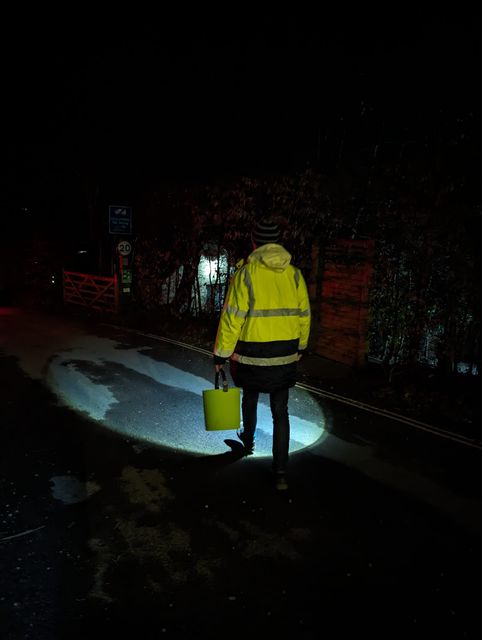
[117,240,132,256]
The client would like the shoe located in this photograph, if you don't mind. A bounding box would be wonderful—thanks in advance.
[275,474,288,491]
[236,429,255,455]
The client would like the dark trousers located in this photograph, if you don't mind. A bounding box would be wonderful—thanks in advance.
[241,387,290,474]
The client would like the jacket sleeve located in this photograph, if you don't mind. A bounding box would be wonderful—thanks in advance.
[213,267,249,359]
[297,269,311,351]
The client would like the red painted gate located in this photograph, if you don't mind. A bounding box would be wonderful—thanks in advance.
[63,271,119,313]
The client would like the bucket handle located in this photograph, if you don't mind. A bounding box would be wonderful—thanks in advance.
[215,368,229,392]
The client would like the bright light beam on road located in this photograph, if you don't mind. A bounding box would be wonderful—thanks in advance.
[46,339,326,456]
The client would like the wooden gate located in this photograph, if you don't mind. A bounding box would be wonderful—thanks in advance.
[309,239,374,367]
[63,270,119,313]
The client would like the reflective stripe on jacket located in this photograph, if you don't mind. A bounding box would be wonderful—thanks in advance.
[214,243,311,366]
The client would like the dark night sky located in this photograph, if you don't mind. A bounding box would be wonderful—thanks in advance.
[3,8,482,216]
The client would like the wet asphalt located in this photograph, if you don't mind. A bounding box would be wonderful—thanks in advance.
[1,307,482,639]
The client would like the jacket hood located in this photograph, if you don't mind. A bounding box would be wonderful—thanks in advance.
[248,243,292,272]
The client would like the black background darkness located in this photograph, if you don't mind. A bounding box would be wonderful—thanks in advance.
[2,9,482,228]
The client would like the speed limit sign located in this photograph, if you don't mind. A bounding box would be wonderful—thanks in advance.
[117,240,132,256]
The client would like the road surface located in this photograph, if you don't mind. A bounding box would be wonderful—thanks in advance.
[1,307,481,639]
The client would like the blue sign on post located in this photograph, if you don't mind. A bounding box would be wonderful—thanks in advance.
[109,206,132,234]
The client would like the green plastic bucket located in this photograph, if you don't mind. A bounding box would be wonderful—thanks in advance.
[203,369,240,431]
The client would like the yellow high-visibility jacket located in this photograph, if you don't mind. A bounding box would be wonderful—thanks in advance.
[214,243,311,369]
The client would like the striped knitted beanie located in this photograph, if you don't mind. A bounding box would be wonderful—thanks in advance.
[252,218,281,245]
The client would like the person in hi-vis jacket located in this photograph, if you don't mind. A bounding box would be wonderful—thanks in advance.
[213,218,311,491]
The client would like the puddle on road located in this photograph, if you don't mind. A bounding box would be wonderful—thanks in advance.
[50,475,100,504]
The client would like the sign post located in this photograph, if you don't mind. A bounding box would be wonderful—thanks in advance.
[109,206,132,235]
[115,237,134,305]
[117,240,132,257]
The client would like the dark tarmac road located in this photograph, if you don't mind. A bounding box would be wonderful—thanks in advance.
[1,307,482,639]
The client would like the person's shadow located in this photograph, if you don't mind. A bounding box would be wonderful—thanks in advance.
[223,438,245,457]
[187,438,246,472]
